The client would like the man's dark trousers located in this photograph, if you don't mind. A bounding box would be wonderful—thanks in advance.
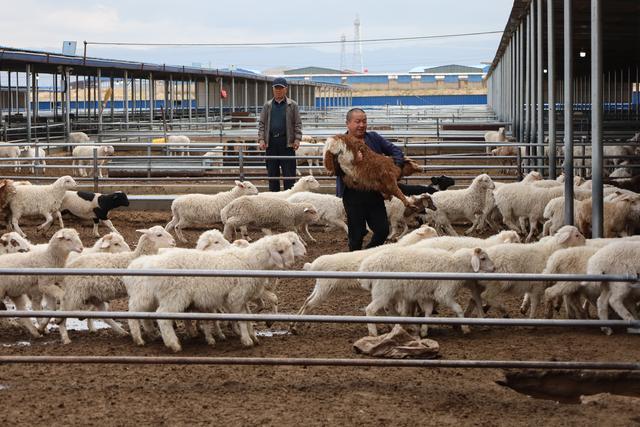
[266,135,296,192]
[342,186,389,251]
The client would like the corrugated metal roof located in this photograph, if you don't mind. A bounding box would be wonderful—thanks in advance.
[418,64,484,74]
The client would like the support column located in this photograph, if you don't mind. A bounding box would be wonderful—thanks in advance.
[26,64,31,143]
[231,77,235,112]
[536,0,544,172]
[123,71,129,129]
[98,68,103,133]
[244,79,248,112]
[150,73,155,124]
[591,0,603,237]
[530,2,537,169]
[547,0,557,178]
[563,0,574,225]
[204,76,209,122]
[65,67,71,137]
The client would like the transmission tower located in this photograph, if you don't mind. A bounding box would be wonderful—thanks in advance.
[353,15,364,72]
[339,34,347,71]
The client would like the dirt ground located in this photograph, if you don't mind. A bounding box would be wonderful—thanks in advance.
[1,210,640,426]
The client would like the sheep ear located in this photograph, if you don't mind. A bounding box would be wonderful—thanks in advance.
[471,253,481,272]
[135,228,149,234]
[557,231,571,244]
[235,180,245,188]
[100,240,111,249]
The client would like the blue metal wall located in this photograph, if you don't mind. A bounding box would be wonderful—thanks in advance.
[397,75,413,83]
[316,94,487,107]
[35,100,196,111]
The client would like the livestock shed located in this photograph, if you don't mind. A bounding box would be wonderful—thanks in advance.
[486,0,640,238]
[0,46,352,142]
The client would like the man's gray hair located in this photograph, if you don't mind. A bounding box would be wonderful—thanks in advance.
[346,108,366,123]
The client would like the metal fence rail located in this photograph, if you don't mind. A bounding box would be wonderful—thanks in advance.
[0,356,638,370]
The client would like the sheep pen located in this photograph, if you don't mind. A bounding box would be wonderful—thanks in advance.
[0,203,638,426]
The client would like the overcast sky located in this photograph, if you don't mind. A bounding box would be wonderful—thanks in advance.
[1,0,513,73]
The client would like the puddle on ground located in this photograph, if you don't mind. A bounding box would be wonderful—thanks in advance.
[497,370,640,404]
[255,329,291,338]
[46,318,111,332]
[1,341,31,348]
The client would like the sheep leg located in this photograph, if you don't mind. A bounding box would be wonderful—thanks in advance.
[528,292,541,319]
[156,302,186,352]
[607,285,635,322]
[184,320,200,338]
[10,214,26,238]
[222,219,240,241]
[11,295,42,338]
[397,222,409,239]
[290,283,323,333]
[94,302,129,336]
[365,296,387,336]
[55,211,64,229]
[93,222,100,238]
[199,321,218,347]
[447,299,471,334]
[596,283,613,335]
[465,282,485,318]
[173,221,188,243]
[464,214,482,235]
[165,216,177,233]
[419,299,434,337]
[128,297,155,346]
[37,212,55,233]
[519,293,531,315]
[101,219,119,235]
[525,218,538,243]
[302,224,316,243]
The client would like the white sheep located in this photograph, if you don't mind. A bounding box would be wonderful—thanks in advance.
[54,226,175,344]
[0,143,21,173]
[473,225,586,319]
[0,232,32,254]
[68,132,91,145]
[260,175,320,199]
[202,147,224,167]
[360,247,495,336]
[126,233,300,351]
[587,241,640,335]
[125,229,261,346]
[296,136,324,175]
[71,145,115,178]
[484,127,506,144]
[66,232,131,263]
[428,174,495,235]
[287,192,348,234]
[19,146,47,174]
[0,228,83,337]
[165,181,259,242]
[8,175,77,238]
[221,195,319,243]
[542,246,601,319]
[411,230,521,252]
[292,225,438,328]
[167,135,190,156]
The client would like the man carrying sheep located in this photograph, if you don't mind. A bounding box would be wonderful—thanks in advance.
[334,108,405,251]
[258,77,303,192]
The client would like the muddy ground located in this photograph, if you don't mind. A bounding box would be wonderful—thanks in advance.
[1,210,639,426]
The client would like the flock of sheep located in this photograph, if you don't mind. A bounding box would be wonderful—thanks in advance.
[0,130,639,353]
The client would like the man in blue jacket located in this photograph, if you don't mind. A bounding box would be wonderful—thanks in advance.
[336,108,404,251]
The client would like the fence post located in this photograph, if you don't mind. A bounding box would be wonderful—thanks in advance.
[92,146,99,192]
[238,145,245,181]
[147,143,152,179]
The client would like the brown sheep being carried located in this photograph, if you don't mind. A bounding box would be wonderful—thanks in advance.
[323,134,421,207]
